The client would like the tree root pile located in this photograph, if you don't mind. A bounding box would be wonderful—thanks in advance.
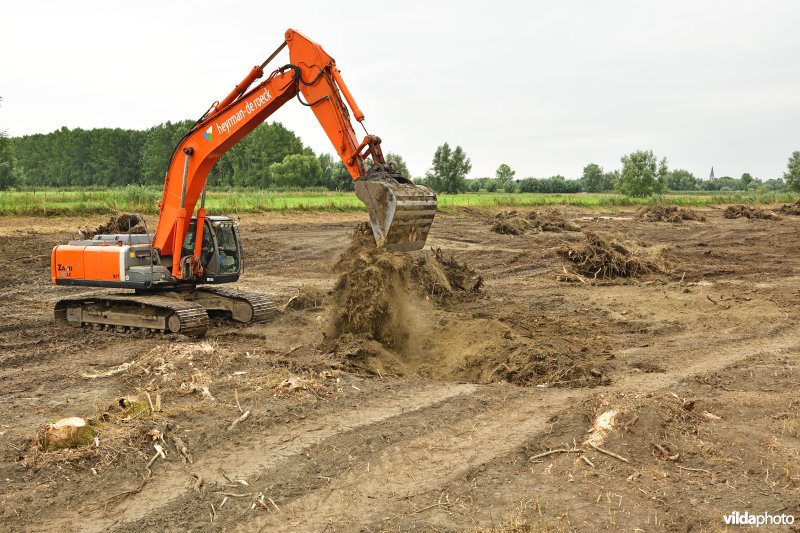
[491,209,580,235]
[412,248,483,299]
[557,233,666,279]
[778,199,800,216]
[723,205,780,220]
[635,205,706,222]
[84,213,147,237]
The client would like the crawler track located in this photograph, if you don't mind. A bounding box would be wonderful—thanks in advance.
[194,286,278,323]
[54,294,210,337]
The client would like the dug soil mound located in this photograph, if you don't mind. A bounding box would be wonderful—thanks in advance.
[491,209,580,235]
[84,213,147,238]
[328,224,484,348]
[412,248,483,299]
[635,205,706,222]
[778,199,800,215]
[558,232,666,279]
[325,223,610,388]
[723,204,780,220]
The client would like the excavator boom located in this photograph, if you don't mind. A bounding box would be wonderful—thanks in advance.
[153,29,436,277]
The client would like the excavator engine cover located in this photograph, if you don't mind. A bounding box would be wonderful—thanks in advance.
[355,169,437,252]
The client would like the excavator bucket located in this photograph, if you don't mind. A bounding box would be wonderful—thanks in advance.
[355,172,437,252]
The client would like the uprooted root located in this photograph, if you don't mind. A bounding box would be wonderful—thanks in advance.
[778,199,800,216]
[557,233,666,279]
[412,248,483,299]
[492,209,580,235]
[723,205,780,220]
[635,205,706,223]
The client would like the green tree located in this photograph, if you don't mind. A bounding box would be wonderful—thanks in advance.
[740,172,755,190]
[783,151,800,192]
[666,169,698,191]
[0,97,19,189]
[580,163,603,192]
[495,163,515,191]
[617,150,667,197]
[0,133,19,189]
[269,153,322,188]
[425,143,471,194]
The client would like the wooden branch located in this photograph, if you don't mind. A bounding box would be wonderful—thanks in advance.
[529,448,583,461]
[588,443,630,463]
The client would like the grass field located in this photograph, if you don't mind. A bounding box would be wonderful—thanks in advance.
[0,187,797,216]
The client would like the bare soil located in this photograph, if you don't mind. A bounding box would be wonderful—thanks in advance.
[1,205,799,532]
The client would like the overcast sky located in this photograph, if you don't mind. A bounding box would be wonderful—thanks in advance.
[2,1,799,180]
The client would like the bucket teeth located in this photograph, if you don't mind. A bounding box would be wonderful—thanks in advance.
[355,174,437,251]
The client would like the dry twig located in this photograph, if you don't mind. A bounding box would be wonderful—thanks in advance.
[529,448,583,461]
[227,410,251,432]
[588,443,630,463]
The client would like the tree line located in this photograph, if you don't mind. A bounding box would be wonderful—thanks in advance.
[418,144,800,195]
[1,110,799,195]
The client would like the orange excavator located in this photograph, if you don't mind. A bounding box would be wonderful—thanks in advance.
[50,29,437,337]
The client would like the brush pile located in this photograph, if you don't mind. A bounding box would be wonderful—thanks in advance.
[557,233,665,279]
[723,205,780,220]
[635,205,705,223]
[778,199,800,216]
[492,209,580,235]
[84,213,146,238]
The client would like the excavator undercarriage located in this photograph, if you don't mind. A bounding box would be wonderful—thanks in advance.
[55,286,278,337]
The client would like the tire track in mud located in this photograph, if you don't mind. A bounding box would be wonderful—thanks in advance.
[57,382,479,532]
[241,333,800,532]
[26,323,800,531]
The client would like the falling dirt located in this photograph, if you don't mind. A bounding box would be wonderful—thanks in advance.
[557,232,667,279]
[635,205,706,222]
[328,223,416,349]
[723,204,780,220]
[492,209,581,235]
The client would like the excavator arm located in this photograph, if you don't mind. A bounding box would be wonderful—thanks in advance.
[152,29,436,279]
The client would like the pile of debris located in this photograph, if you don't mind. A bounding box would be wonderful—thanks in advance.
[635,205,706,223]
[778,199,800,216]
[723,205,780,220]
[557,232,666,279]
[492,209,580,235]
[412,247,483,299]
[83,213,147,238]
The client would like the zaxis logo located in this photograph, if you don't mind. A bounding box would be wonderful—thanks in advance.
[203,126,213,142]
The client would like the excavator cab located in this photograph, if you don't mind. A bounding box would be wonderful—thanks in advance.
[182,216,242,283]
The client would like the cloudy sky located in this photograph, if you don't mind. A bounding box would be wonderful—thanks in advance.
[2,1,799,180]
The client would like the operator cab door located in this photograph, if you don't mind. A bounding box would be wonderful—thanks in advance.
[181,218,242,283]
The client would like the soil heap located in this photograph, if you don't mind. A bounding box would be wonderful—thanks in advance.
[492,209,580,235]
[635,205,705,223]
[723,205,780,220]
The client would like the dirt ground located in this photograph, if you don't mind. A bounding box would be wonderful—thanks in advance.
[0,205,798,532]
